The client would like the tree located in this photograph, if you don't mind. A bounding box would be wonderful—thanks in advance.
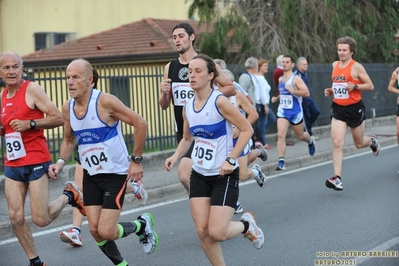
[187,0,399,63]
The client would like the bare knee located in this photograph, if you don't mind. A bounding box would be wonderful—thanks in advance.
[8,210,25,226]
[32,215,50,227]
[196,226,209,241]
[208,227,227,242]
[97,228,118,240]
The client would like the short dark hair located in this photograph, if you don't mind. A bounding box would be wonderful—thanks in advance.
[192,54,219,88]
[283,55,295,64]
[92,68,99,88]
[172,23,196,46]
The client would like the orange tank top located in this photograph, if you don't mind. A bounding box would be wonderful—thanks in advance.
[331,59,361,106]
[1,80,51,166]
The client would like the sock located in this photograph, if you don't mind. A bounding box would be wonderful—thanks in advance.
[63,190,73,204]
[135,218,146,236]
[118,221,140,238]
[241,221,249,234]
[72,226,81,235]
[97,240,125,265]
[29,256,42,266]
[278,157,284,162]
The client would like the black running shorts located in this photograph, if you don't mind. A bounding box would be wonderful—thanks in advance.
[331,100,365,128]
[82,171,127,209]
[189,168,239,208]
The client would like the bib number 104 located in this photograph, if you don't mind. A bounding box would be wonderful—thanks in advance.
[85,152,108,167]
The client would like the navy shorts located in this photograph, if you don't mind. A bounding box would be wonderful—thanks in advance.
[189,168,239,208]
[4,161,51,184]
[82,170,127,210]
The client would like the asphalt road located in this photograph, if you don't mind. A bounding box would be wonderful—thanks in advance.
[1,146,398,266]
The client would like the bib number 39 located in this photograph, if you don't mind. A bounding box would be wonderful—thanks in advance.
[5,132,26,160]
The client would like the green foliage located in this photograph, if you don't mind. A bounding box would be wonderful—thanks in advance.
[187,0,399,63]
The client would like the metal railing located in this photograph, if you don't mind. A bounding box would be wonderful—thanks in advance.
[0,62,396,169]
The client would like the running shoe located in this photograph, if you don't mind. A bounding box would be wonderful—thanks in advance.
[63,181,86,216]
[60,228,82,247]
[137,213,158,254]
[133,180,148,205]
[275,159,285,171]
[252,164,267,188]
[29,263,46,266]
[255,142,268,162]
[369,133,380,156]
[234,201,243,214]
[325,176,343,191]
[240,212,264,250]
[308,136,316,156]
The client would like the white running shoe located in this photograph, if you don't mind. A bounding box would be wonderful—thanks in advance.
[252,164,267,188]
[240,212,264,250]
[60,228,82,247]
[234,201,244,214]
[137,213,158,254]
[133,180,148,205]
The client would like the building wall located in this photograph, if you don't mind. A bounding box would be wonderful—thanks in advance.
[0,0,191,56]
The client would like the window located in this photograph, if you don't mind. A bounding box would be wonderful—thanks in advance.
[34,32,76,51]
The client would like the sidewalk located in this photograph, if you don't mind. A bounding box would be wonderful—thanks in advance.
[0,115,397,241]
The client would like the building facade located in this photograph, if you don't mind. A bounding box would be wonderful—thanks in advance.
[0,0,192,55]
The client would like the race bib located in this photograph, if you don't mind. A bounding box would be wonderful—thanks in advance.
[79,143,114,175]
[280,94,293,109]
[172,82,194,106]
[5,132,26,160]
[332,83,349,99]
[191,138,217,170]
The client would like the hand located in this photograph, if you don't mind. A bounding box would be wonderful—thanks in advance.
[165,155,177,171]
[9,119,29,132]
[160,78,172,96]
[271,96,278,103]
[128,162,143,182]
[324,88,333,97]
[346,82,355,92]
[219,161,234,176]
[232,128,240,139]
[264,104,269,115]
[48,163,64,180]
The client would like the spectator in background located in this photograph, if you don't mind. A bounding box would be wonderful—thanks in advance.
[255,59,276,149]
[273,54,295,146]
[215,58,254,105]
[238,57,259,109]
[273,55,284,95]
[214,58,227,70]
[294,57,321,140]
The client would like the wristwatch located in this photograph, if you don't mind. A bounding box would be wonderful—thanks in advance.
[30,120,36,129]
[354,84,358,90]
[130,155,143,164]
[225,157,236,166]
